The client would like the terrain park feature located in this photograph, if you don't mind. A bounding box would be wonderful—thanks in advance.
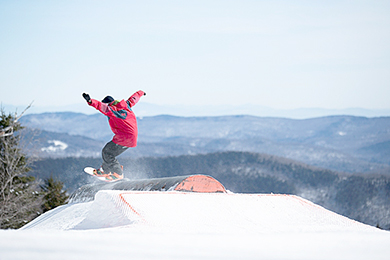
[18,174,389,260]
[70,174,227,203]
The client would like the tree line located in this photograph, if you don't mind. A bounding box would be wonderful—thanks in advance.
[0,108,68,229]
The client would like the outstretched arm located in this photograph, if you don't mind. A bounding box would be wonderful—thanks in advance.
[82,93,111,115]
[128,90,146,107]
[89,99,111,115]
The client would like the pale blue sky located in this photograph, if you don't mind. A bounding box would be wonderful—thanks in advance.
[1,0,389,113]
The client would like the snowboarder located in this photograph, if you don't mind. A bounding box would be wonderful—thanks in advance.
[82,90,146,181]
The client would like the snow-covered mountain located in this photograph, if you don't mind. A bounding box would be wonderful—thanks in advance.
[20,112,390,174]
[20,128,104,158]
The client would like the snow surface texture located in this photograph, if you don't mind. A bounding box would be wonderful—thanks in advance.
[1,191,390,260]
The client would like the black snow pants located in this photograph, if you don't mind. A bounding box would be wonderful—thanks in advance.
[102,141,129,175]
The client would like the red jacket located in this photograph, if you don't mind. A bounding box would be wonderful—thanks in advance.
[89,90,145,147]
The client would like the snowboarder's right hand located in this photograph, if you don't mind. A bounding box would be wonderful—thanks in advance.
[82,93,91,104]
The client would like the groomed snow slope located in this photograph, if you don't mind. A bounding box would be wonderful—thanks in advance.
[1,191,390,260]
[23,191,374,232]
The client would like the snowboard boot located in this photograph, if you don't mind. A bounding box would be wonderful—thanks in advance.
[107,165,124,181]
[93,167,108,177]
[107,172,124,181]
[95,166,124,181]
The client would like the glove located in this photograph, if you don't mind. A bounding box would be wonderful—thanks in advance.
[82,93,91,103]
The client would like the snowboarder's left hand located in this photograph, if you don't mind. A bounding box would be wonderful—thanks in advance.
[82,93,91,104]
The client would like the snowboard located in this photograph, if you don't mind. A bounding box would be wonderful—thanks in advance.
[84,167,124,182]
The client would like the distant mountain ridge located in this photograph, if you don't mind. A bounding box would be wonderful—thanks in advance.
[5,102,390,118]
[20,112,390,174]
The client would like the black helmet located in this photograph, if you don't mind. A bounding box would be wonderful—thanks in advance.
[102,96,114,103]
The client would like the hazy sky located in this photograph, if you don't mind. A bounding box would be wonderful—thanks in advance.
[1,0,389,111]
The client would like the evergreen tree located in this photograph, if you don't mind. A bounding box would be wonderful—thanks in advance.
[0,106,42,229]
[41,176,69,212]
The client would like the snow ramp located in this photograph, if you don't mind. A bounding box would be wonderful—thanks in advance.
[16,176,390,260]
[24,190,375,233]
[69,174,226,203]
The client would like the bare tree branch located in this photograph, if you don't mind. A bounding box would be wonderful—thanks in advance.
[0,102,33,138]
